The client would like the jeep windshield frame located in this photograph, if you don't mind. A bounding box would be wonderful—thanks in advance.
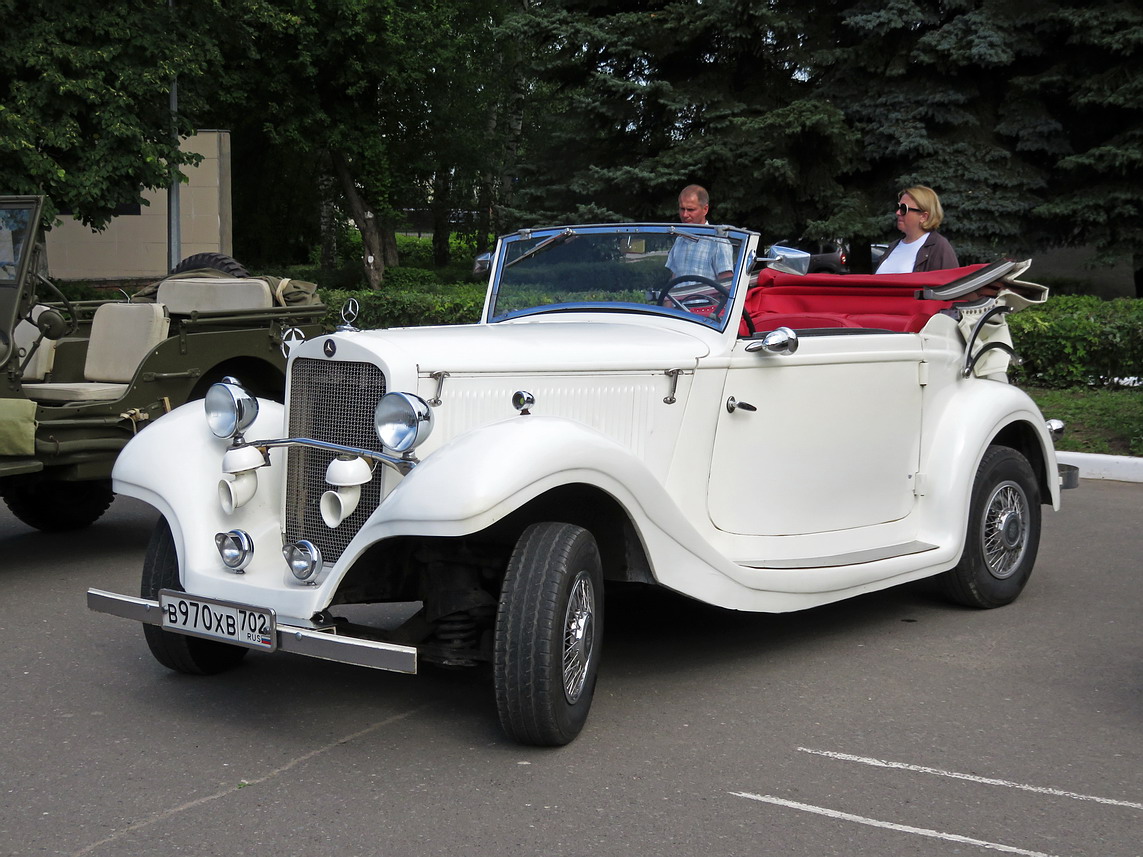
[483,223,755,333]
[0,195,44,366]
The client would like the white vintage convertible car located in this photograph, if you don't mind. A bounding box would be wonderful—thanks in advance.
[88,223,1076,745]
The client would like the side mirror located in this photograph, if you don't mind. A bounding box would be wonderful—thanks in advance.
[762,245,812,276]
[745,326,799,355]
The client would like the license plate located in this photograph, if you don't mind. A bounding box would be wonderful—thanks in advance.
[159,590,276,651]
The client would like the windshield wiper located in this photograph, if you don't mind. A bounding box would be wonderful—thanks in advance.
[505,228,575,269]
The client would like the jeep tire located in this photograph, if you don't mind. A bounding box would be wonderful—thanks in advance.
[0,477,114,532]
[494,522,604,746]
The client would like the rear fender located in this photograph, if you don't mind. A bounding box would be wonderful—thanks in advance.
[918,381,1059,551]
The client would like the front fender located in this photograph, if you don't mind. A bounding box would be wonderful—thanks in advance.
[344,413,748,603]
[369,415,692,537]
[112,398,288,576]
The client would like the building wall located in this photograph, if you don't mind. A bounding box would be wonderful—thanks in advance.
[45,131,232,280]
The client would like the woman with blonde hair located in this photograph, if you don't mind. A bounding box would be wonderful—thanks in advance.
[875,185,959,273]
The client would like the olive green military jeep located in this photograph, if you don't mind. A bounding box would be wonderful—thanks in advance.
[0,195,326,531]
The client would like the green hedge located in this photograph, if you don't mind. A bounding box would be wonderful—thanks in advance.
[322,283,486,329]
[1009,295,1143,389]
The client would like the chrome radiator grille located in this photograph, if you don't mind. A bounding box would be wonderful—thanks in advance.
[284,358,387,563]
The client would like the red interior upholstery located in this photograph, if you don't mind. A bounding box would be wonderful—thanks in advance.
[738,265,983,336]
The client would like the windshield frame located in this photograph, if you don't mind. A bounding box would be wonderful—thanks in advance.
[0,195,44,366]
[482,223,757,333]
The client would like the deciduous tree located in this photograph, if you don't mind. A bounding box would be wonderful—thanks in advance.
[0,0,220,228]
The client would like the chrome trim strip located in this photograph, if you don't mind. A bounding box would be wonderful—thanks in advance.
[277,627,417,673]
[87,589,419,674]
[246,437,417,475]
[88,588,163,623]
[738,540,939,570]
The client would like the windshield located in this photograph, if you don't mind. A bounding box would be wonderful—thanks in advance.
[0,202,36,284]
[0,197,44,365]
[486,224,752,331]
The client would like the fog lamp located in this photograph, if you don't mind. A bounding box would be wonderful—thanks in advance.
[215,529,254,572]
[283,540,323,582]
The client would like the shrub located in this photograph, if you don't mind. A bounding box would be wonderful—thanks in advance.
[1009,295,1143,388]
[321,284,486,330]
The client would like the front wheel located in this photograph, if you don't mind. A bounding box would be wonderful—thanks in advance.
[494,522,604,746]
[940,446,1041,608]
[141,518,248,674]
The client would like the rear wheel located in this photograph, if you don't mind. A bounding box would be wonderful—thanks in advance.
[141,518,248,674]
[940,446,1041,608]
[0,477,114,532]
[494,522,603,746]
[170,252,249,278]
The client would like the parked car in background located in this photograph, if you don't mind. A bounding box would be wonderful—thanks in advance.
[88,221,1076,746]
[775,238,848,273]
[0,195,325,532]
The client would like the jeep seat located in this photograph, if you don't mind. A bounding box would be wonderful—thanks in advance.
[22,302,170,403]
[158,277,274,314]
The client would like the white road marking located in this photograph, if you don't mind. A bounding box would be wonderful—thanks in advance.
[799,747,1143,810]
[730,792,1061,857]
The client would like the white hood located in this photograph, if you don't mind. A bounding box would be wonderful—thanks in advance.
[330,318,712,374]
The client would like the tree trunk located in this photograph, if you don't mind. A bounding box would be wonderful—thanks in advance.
[331,150,385,289]
[381,223,399,268]
[1134,253,1142,299]
[431,171,452,267]
[319,164,337,272]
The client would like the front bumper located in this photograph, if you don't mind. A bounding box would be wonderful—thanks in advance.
[1059,462,1080,490]
[86,588,418,674]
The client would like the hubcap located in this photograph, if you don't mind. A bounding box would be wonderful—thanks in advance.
[982,481,1029,580]
[562,573,596,704]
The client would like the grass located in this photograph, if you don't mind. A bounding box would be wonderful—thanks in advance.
[1026,387,1143,457]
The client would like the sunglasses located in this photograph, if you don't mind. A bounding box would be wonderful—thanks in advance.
[895,203,924,216]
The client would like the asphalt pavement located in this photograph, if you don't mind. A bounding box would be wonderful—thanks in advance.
[1,480,1139,857]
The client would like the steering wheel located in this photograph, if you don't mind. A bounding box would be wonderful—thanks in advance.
[657,275,732,317]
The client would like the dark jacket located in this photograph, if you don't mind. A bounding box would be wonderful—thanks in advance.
[877,230,959,272]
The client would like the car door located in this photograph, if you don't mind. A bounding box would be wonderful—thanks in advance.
[707,331,925,537]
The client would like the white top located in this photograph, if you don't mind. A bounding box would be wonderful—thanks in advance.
[876,235,926,273]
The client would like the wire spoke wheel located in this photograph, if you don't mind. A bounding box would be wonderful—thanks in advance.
[562,573,596,704]
[981,481,1030,579]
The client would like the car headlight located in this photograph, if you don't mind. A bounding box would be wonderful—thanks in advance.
[374,392,433,453]
[205,377,259,439]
